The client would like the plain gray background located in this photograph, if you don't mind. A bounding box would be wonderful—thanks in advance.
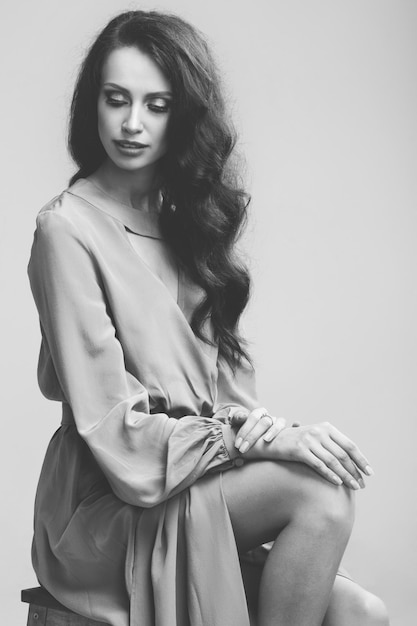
[1,0,416,624]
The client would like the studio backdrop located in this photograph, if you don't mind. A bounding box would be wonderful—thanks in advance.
[0,1,415,624]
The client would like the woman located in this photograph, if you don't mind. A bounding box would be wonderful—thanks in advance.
[28,10,389,626]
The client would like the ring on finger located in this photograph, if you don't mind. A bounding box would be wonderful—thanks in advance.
[261,413,275,427]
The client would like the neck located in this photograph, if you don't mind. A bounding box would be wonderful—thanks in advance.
[89,160,162,213]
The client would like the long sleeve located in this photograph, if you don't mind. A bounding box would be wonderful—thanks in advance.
[28,206,241,508]
[214,353,259,419]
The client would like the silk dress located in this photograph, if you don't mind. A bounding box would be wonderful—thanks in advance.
[27,178,260,626]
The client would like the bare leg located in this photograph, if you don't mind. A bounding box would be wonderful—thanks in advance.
[222,460,355,626]
[324,576,389,625]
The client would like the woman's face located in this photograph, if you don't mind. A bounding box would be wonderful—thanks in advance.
[97,46,172,174]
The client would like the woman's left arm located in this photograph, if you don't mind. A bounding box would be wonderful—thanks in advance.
[214,345,371,488]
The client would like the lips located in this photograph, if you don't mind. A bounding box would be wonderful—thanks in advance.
[114,140,148,149]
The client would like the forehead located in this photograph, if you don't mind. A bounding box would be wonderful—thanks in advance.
[101,46,171,92]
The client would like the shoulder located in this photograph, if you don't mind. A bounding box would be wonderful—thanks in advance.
[28,187,106,280]
[36,182,97,229]
[34,180,119,246]
[32,193,89,261]
[30,183,104,266]
[36,191,81,228]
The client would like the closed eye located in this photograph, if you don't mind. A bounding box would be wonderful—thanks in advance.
[106,98,127,107]
[101,88,172,112]
[148,103,170,113]
[147,98,172,114]
[103,89,128,106]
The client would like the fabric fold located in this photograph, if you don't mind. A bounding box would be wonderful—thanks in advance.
[28,181,259,626]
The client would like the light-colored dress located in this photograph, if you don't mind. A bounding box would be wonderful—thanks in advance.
[28,178,259,626]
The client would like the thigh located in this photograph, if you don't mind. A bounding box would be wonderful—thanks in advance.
[222,459,352,553]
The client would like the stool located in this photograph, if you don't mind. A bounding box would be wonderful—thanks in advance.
[21,587,109,625]
[23,567,261,626]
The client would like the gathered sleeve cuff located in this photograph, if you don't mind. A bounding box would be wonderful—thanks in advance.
[28,207,241,508]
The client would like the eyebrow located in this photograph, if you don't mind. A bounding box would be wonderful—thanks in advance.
[102,82,173,98]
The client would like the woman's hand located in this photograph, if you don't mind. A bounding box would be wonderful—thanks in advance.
[229,407,287,452]
[242,421,374,490]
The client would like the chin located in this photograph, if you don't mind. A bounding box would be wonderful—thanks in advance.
[108,153,165,175]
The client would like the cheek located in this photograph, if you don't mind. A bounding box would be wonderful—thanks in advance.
[156,118,171,149]
[97,106,116,143]
[97,108,107,143]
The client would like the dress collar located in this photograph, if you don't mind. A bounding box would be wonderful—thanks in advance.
[67,178,163,240]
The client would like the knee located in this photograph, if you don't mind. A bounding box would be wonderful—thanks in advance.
[349,588,390,625]
[321,486,355,533]
[327,580,390,626]
[293,464,355,535]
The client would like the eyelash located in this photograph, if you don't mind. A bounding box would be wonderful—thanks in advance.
[148,103,170,114]
[105,97,127,107]
[104,96,171,114]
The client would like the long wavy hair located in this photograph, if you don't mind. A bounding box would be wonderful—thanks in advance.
[68,10,252,369]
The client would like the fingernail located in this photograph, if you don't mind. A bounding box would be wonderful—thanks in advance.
[358,478,365,489]
[263,432,274,442]
[350,479,360,490]
[235,437,242,449]
[239,441,249,454]
[332,475,343,485]
[364,465,374,476]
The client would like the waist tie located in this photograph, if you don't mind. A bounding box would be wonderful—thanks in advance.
[61,403,76,426]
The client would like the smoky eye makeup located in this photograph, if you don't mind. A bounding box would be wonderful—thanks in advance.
[147,98,172,113]
[100,83,173,112]
[102,89,128,105]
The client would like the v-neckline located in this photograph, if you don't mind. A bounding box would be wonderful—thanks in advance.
[68,178,163,238]
[66,178,218,367]
[66,178,190,317]
[124,228,182,308]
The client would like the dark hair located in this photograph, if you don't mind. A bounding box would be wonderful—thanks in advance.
[68,10,252,369]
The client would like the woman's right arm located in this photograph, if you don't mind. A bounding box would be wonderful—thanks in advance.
[28,206,242,508]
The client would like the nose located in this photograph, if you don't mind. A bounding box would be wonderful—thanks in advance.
[122,106,144,134]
